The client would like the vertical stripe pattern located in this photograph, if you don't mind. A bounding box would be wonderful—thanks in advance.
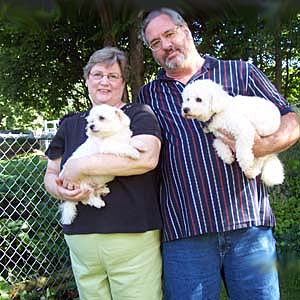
[136,55,292,242]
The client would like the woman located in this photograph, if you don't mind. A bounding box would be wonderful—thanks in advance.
[44,47,163,300]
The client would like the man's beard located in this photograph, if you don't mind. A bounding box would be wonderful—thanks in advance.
[156,47,186,70]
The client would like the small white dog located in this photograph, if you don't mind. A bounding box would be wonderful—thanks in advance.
[59,104,140,224]
[181,79,284,186]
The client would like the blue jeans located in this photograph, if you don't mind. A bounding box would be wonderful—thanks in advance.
[162,226,279,300]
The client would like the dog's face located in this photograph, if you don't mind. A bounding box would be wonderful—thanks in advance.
[181,79,224,122]
[86,104,130,138]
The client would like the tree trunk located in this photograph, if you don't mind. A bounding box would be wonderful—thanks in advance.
[128,10,145,102]
[96,1,117,46]
[274,22,282,93]
[284,53,290,99]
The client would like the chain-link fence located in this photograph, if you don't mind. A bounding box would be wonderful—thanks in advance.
[0,133,77,299]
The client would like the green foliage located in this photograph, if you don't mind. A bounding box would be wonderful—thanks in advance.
[0,18,92,122]
[0,276,9,300]
[191,12,300,105]
[270,144,300,257]
[273,196,300,255]
[0,2,299,130]
[0,0,139,130]
[0,154,67,280]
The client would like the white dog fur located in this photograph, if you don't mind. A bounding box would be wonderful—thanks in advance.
[181,79,284,186]
[59,104,140,224]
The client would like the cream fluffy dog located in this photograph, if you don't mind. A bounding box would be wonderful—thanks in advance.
[181,79,284,186]
[59,104,140,224]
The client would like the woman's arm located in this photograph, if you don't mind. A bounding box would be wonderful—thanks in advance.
[44,158,91,202]
[59,134,161,187]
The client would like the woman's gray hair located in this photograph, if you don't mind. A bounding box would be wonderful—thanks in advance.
[83,46,130,81]
[140,8,188,46]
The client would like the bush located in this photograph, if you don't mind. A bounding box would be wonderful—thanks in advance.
[270,143,300,257]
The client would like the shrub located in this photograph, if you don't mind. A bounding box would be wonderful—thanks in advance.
[270,143,300,257]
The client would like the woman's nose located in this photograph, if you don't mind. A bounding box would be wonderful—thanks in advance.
[99,75,110,83]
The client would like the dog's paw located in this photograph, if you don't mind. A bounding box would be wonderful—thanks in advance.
[213,139,234,164]
[87,196,106,208]
[93,198,106,208]
[99,185,110,196]
[244,168,261,179]
[261,155,284,186]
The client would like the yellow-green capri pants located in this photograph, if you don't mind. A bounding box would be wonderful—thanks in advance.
[64,230,162,300]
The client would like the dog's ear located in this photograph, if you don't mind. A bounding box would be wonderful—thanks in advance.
[208,81,229,113]
[115,109,130,127]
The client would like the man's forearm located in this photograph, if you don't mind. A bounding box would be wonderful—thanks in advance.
[253,112,300,157]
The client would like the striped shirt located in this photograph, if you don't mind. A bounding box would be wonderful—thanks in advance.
[136,55,292,242]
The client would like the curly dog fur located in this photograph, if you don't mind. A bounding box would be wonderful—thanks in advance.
[181,79,284,186]
[59,104,140,224]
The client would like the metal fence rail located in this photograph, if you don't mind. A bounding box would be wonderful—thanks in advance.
[0,134,77,299]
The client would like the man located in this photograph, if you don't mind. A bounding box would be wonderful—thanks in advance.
[136,8,300,300]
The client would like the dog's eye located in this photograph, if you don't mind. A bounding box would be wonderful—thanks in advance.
[196,97,202,102]
[99,116,105,121]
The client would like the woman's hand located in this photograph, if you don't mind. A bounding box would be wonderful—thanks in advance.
[44,158,90,202]
[55,177,91,202]
[59,158,85,190]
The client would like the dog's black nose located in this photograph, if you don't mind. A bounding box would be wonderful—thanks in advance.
[89,124,95,130]
[183,107,190,114]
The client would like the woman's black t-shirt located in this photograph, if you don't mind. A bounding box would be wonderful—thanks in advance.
[45,103,162,234]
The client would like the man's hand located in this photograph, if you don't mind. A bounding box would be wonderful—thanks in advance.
[218,128,268,158]
[217,129,236,153]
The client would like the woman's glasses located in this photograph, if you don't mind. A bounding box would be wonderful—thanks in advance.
[89,72,122,82]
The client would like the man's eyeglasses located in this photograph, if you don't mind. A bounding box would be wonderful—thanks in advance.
[89,72,122,82]
[149,26,181,52]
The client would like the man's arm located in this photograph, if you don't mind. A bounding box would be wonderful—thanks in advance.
[252,112,300,157]
[59,134,161,187]
[220,112,300,157]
